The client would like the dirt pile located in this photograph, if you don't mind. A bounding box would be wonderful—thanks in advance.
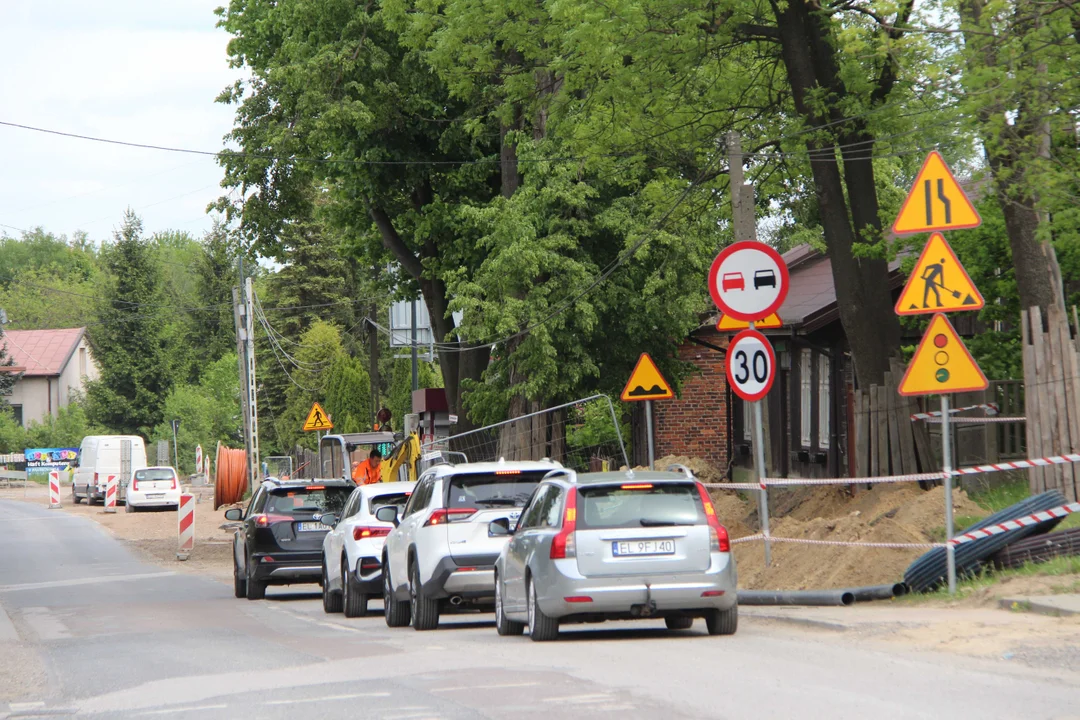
[721,483,980,590]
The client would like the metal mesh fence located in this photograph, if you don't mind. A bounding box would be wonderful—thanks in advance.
[422,395,629,474]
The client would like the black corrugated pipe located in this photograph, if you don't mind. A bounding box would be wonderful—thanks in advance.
[842,583,908,602]
[738,589,855,606]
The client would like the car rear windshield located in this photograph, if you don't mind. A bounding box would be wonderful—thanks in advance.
[134,469,174,481]
[266,487,351,517]
[369,492,411,515]
[446,471,550,509]
[577,483,705,530]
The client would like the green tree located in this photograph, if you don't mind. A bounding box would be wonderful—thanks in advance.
[85,211,175,435]
[24,397,95,449]
[323,354,371,434]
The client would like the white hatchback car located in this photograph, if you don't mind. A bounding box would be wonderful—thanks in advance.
[378,459,562,631]
[125,466,180,512]
[319,481,416,617]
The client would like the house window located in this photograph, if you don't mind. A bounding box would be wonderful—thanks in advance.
[800,349,812,447]
[79,347,87,377]
[743,399,752,441]
[818,355,831,449]
[10,405,22,427]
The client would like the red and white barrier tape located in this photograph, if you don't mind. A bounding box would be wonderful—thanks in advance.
[949,502,1080,546]
[731,534,943,549]
[702,472,944,491]
[911,403,999,421]
[951,452,1080,477]
[924,416,1025,424]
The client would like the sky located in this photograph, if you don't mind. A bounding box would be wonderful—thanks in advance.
[0,1,243,243]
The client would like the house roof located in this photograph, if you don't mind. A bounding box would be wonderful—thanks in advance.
[1,328,87,377]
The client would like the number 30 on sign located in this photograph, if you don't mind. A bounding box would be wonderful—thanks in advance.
[726,329,777,402]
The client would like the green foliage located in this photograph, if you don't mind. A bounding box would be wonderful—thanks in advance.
[85,211,176,435]
[387,358,442,433]
[566,397,628,451]
[151,354,241,474]
[324,354,371,434]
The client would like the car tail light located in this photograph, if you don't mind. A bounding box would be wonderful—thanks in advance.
[170,477,177,490]
[701,590,726,597]
[424,508,477,526]
[254,514,292,528]
[621,483,653,490]
[550,487,578,559]
[695,483,730,552]
[360,557,381,571]
[564,596,592,603]
[353,526,392,541]
[132,477,140,491]
[495,470,521,475]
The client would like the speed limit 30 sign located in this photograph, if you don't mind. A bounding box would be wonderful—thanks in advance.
[726,329,777,402]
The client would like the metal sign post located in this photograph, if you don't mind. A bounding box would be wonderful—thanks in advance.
[941,395,956,594]
[645,400,655,470]
[752,397,772,566]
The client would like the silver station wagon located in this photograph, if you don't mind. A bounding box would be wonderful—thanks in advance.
[491,468,738,641]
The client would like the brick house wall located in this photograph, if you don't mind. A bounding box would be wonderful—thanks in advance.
[651,328,729,471]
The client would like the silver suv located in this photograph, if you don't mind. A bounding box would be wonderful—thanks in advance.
[491,468,738,641]
[377,459,562,630]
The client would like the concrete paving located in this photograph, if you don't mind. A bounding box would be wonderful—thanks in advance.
[2,498,1080,719]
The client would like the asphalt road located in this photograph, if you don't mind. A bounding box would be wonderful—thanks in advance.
[1,499,1078,719]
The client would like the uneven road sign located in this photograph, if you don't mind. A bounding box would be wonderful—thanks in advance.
[708,241,789,322]
[621,353,674,402]
[895,232,985,315]
[892,151,981,235]
[726,329,777,402]
[899,314,988,396]
[303,401,334,432]
[716,312,782,332]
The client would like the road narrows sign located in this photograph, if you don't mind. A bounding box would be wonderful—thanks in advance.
[621,353,674,402]
[716,312,783,332]
[303,401,334,432]
[726,329,777,402]
[895,232,985,315]
[708,241,789,322]
[899,313,988,396]
[892,151,981,235]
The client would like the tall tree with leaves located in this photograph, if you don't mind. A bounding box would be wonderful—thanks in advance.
[85,211,175,435]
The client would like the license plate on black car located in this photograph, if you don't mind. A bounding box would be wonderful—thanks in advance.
[297,522,329,532]
[612,539,675,556]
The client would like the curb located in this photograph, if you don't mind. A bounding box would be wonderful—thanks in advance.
[999,596,1080,617]
[741,609,850,632]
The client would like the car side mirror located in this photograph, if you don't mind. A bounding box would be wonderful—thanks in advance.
[321,513,338,528]
[375,505,399,526]
[488,518,512,537]
[224,508,242,521]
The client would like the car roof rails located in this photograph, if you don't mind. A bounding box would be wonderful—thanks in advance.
[666,464,696,480]
[542,468,576,483]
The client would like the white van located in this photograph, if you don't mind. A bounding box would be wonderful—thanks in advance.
[72,436,148,505]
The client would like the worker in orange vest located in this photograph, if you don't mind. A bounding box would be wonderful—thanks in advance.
[352,448,383,485]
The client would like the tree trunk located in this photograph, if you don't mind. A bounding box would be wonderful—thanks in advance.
[770,0,901,386]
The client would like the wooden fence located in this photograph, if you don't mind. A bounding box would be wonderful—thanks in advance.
[1022,305,1080,502]
[853,358,936,481]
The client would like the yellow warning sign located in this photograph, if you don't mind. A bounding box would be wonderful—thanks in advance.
[302,401,334,432]
[892,151,981,235]
[895,233,984,315]
[716,313,782,332]
[621,353,674,402]
[899,314,988,396]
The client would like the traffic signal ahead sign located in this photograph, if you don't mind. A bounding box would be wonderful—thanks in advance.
[899,314,988,396]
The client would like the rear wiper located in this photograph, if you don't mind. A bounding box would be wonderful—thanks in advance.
[474,498,519,506]
[639,519,693,527]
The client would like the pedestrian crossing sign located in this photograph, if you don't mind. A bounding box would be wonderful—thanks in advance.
[895,233,984,315]
[302,402,333,432]
[892,151,981,235]
[899,314,988,396]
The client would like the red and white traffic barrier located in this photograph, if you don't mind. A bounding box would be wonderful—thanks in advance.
[702,470,944,491]
[48,470,61,509]
[948,502,1080,547]
[104,474,118,513]
[731,534,942,549]
[951,452,1080,477]
[177,493,194,560]
[911,403,999,421]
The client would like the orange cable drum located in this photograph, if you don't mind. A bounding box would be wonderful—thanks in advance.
[214,444,248,510]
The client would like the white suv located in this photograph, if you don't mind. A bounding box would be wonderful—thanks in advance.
[378,460,562,630]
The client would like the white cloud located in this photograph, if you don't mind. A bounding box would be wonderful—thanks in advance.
[0,1,243,241]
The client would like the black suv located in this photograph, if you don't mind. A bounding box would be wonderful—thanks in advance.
[225,479,353,600]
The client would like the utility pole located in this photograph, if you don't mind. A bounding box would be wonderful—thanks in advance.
[243,277,260,490]
[410,297,419,392]
[232,284,251,481]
